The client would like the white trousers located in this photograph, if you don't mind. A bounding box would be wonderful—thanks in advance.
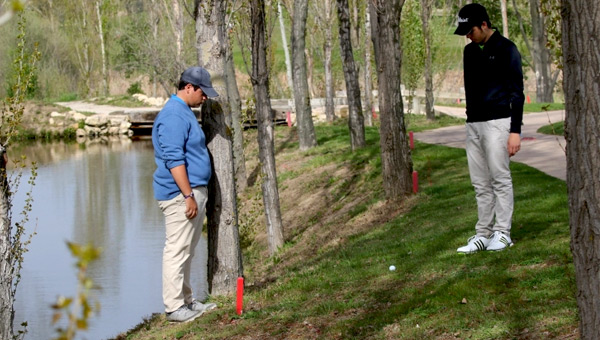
[157,186,208,313]
[465,118,513,237]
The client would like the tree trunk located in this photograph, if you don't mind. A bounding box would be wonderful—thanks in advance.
[95,0,109,97]
[277,1,294,96]
[500,0,509,38]
[363,7,373,127]
[336,0,365,150]
[194,0,243,296]
[0,145,13,340]
[370,0,413,199]
[251,0,285,255]
[562,1,600,339]
[420,0,435,120]
[224,29,248,193]
[323,0,336,122]
[529,0,554,103]
[291,0,317,150]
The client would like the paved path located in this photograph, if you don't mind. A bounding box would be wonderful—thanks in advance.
[415,106,566,181]
[56,101,159,115]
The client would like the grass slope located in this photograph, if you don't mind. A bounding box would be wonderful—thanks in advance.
[116,115,576,340]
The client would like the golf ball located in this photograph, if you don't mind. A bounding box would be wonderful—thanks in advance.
[389,265,396,271]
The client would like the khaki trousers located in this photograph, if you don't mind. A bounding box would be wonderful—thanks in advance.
[157,186,208,313]
[465,118,514,237]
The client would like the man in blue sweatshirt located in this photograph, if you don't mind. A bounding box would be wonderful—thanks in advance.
[152,66,218,322]
[453,4,525,254]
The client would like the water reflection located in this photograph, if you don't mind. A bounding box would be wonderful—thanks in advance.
[11,138,209,340]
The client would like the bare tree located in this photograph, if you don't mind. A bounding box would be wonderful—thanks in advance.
[0,12,38,339]
[420,0,435,120]
[336,0,365,150]
[277,0,294,95]
[561,1,600,339]
[194,0,243,295]
[250,0,285,255]
[312,0,336,122]
[291,0,317,150]
[512,0,559,103]
[500,0,509,37]
[369,0,413,199]
[95,0,109,96]
[362,5,373,127]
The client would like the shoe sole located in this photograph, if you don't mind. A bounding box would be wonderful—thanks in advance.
[486,243,514,252]
[167,311,205,323]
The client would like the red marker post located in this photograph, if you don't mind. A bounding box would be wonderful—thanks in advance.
[412,171,418,193]
[236,277,244,315]
[409,131,414,150]
[286,111,292,127]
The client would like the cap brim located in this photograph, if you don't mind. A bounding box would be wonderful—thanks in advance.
[201,86,219,98]
[454,25,471,36]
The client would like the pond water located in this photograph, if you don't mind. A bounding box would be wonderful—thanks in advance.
[9,138,209,340]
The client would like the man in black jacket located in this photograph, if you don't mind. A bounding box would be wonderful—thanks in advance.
[454,3,525,254]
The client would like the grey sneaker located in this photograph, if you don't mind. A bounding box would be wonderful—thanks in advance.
[457,235,491,254]
[166,305,202,323]
[188,300,217,313]
[487,231,513,251]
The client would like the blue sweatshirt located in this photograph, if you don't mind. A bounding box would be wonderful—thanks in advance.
[152,95,211,200]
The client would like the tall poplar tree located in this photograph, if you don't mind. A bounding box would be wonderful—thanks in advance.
[250,0,285,255]
[369,0,413,199]
[291,0,317,150]
[194,0,243,295]
[561,1,600,338]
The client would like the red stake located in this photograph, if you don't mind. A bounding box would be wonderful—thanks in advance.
[409,131,414,150]
[286,111,292,127]
[236,277,244,315]
[412,171,418,193]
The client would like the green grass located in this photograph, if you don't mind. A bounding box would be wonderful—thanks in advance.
[439,102,565,114]
[90,95,147,107]
[117,116,575,340]
[523,102,565,112]
[538,121,564,136]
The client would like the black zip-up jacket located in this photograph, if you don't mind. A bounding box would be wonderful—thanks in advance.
[463,31,525,133]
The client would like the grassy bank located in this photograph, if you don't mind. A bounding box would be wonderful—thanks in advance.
[116,115,575,340]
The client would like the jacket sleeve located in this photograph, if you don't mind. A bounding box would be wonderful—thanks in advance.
[507,43,525,134]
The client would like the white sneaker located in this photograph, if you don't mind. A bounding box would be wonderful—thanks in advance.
[457,235,491,254]
[188,300,217,313]
[486,231,513,251]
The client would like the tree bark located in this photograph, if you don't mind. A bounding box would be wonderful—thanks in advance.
[562,1,600,339]
[323,0,336,122]
[291,0,317,150]
[194,0,243,296]
[420,0,435,120]
[0,145,13,340]
[224,27,248,193]
[500,0,509,38]
[336,0,365,150]
[363,6,373,127]
[251,0,285,255]
[370,0,413,199]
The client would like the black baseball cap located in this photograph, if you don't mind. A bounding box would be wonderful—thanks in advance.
[180,66,219,97]
[454,3,490,36]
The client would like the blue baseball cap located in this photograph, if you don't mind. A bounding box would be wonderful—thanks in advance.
[180,66,219,97]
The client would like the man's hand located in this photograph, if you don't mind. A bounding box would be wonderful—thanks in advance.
[507,133,521,157]
[185,196,198,219]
